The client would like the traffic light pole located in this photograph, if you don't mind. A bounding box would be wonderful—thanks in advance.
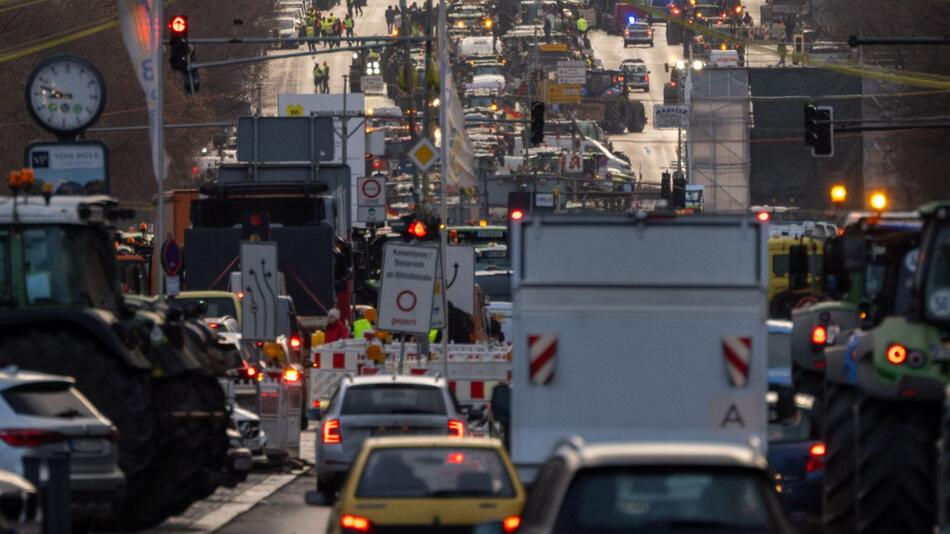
[155,0,166,298]
[438,0,449,377]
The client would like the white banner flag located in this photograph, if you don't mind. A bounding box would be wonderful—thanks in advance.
[444,73,476,190]
[118,0,166,181]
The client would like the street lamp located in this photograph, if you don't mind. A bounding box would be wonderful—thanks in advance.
[830,184,847,205]
[869,191,888,212]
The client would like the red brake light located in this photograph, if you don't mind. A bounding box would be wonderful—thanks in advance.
[447,452,465,464]
[811,325,828,346]
[448,419,465,438]
[886,344,907,365]
[806,442,826,473]
[340,514,371,532]
[243,366,258,379]
[671,80,677,87]
[108,425,120,443]
[510,209,524,221]
[209,322,220,330]
[290,335,302,349]
[0,429,66,447]
[283,368,301,383]
[644,74,649,82]
[504,515,522,532]
[323,419,341,444]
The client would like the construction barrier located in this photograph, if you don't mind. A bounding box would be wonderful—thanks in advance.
[258,369,302,459]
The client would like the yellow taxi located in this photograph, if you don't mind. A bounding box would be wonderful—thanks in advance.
[327,436,524,533]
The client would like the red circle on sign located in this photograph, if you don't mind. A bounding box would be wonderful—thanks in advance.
[362,178,381,199]
[396,290,417,312]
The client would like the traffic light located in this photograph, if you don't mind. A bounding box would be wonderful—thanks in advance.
[660,171,671,200]
[169,15,189,72]
[671,174,687,210]
[507,191,531,221]
[394,213,439,241]
[242,211,270,241]
[804,103,833,157]
[529,101,545,146]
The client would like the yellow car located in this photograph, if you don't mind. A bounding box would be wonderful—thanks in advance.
[328,436,524,533]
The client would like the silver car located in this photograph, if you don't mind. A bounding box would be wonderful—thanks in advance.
[313,375,468,502]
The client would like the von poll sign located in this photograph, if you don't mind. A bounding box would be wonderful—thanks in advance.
[653,105,690,129]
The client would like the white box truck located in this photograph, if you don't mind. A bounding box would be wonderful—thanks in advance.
[505,214,769,480]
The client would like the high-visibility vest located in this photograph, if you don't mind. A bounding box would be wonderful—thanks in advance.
[306,26,315,37]
[577,18,588,32]
[353,318,373,339]
[321,20,332,33]
[344,17,354,29]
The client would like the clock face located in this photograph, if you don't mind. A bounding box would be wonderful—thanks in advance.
[26,56,105,135]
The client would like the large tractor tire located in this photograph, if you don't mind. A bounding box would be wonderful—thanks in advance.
[627,103,646,133]
[855,395,938,534]
[0,330,159,521]
[603,103,625,135]
[822,382,858,534]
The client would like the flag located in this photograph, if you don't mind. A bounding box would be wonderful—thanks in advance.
[118,0,166,181]
[443,73,476,190]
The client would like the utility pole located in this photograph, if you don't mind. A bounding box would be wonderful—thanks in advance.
[438,0,449,377]
[154,0,165,298]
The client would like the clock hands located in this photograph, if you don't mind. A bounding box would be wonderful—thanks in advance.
[39,85,73,100]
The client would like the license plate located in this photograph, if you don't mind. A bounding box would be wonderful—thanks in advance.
[69,439,104,454]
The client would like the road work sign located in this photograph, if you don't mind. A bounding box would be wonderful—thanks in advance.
[240,241,279,341]
[446,245,475,315]
[378,243,438,334]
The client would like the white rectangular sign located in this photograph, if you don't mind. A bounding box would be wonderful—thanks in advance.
[240,241,280,341]
[446,245,476,315]
[357,176,385,207]
[360,76,384,94]
[534,193,555,208]
[357,206,386,223]
[557,60,587,84]
[653,104,690,129]
[378,244,438,334]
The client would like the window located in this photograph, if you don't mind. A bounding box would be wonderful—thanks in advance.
[356,447,515,498]
[340,385,447,415]
[768,407,817,442]
[0,232,9,305]
[171,297,237,319]
[552,467,774,533]
[3,382,97,418]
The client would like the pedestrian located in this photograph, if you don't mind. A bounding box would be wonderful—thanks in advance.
[743,11,753,26]
[543,16,552,40]
[297,22,307,48]
[306,23,316,51]
[352,308,377,339]
[321,60,330,93]
[777,40,787,66]
[576,15,588,35]
[355,0,363,17]
[784,15,795,42]
[385,6,395,32]
[313,61,323,93]
[344,13,354,40]
[320,15,332,46]
[346,0,353,17]
[333,15,344,47]
[323,308,350,342]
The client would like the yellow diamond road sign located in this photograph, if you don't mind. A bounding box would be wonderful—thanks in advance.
[409,138,439,172]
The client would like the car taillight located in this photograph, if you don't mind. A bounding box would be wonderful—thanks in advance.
[503,515,522,532]
[647,29,652,35]
[886,343,907,365]
[290,335,303,350]
[209,322,220,330]
[624,30,629,36]
[0,429,66,448]
[323,419,341,444]
[810,325,827,347]
[448,419,465,438]
[283,368,301,383]
[340,513,372,532]
[243,366,258,379]
[806,442,826,473]
[644,74,649,81]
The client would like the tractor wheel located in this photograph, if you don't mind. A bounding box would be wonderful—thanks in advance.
[0,330,159,524]
[940,397,950,531]
[604,103,625,134]
[627,104,646,133]
[822,382,858,534]
[855,395,938,534]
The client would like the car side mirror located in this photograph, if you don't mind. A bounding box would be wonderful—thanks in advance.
[473,521,505,534]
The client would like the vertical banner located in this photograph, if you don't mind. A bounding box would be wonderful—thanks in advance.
[118,0,165,181]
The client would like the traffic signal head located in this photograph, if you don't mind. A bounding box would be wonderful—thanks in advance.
[756,210,771,222]
[804,103,833,157]
[242,211,270,241]
[169,15,190,73]
[671,175,687,210]
[408,220,428,239]
[507,191,531,222]
[529,101,545,146]
[169,15,188,35]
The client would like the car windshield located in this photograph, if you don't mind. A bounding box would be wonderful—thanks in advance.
[3,382,97,419]
[623,63,647,73]
[476,272,511,300]
[171,296,237,319]
[356,447,516,498]
[341,384,447,415]
[475,66,503,76]
[552,467,774,533]
[628,23,649,31]
[768,405,817,442]
[476,249,510,270]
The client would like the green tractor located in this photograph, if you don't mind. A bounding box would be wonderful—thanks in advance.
[0,194,235,529]
[582,69,647,134]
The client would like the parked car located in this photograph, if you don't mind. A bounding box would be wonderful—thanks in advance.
[514,439,795,533]
[313,375,468,502]
[0,369,124,525]
[624,22,654,47]
[324,436,524,533]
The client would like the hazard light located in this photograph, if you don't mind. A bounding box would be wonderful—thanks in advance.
[289,335,303,349]
[408,220,428,239]
[283,368,301,383]
[886,344,907,365]
[448,419,465,438]
[805,442,825,473]
[503,516,522,533]
[323,419,341,444]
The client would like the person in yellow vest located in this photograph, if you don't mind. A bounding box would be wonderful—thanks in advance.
[576,16,588,34]
[306,24,316,52]
[353,307,377,339]
[320,17,333,46]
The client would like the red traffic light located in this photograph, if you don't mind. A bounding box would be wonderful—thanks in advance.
[510,209,525,221]
[169,15,187,34]
[408,220,428,239]
[249,213,262,226]
[756,211,770,222]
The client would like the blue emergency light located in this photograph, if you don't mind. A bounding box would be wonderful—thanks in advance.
[627,15,637,23]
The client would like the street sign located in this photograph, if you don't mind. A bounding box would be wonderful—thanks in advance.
[538,43,568,52]
[165,275,181,296]
[408,138,439,172]
[360,75,384,94]
[25,141,109,195]
[535,193,555,208]
[236,116,335,162]
[446,245,475,315]
[556,60,587,85]
[653,105,690,129]
[240,241,280,341]
[358,206,385,224]
[545,83,582,105]
[160,238,182,276]
[378,243,439,334]
[357,176,385,207]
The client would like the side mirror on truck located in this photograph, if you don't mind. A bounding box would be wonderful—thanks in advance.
[768,385,798,424]
[788,244,809,290]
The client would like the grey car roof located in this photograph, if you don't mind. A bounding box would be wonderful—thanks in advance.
[346,374,447,387]
[564,441,768,470]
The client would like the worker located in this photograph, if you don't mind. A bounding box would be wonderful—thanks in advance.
[385,6,395,32]
[353,307,377,339]
[576,15,588,34]
[344,14,354,40]
[321,61,330,93]
[743,10,753,26]
[367,48,381,63]
[777,40,787,66]
[320,16,333,45]
[306,23,316,52]
[324,308,350,342]
[313,62,323,92]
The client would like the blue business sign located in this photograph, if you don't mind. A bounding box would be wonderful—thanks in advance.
[25,141,109,195]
